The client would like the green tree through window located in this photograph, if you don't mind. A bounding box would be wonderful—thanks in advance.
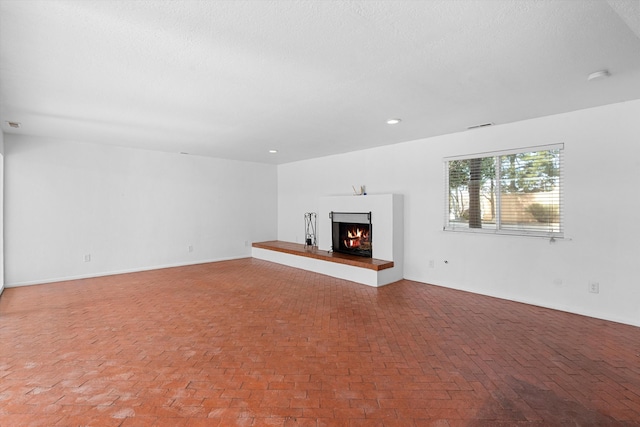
[446,145,563,236]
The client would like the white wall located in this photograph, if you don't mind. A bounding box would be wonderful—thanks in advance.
[278,100,640,327]
[0,131,4,294]
[4,135,277,286]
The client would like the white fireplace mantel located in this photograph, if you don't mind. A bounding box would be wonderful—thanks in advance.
[253,193,404,287]
[317,193,404,285]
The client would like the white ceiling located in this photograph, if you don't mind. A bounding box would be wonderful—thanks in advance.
[1,0,639,164]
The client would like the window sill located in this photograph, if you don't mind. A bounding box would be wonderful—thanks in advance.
[444,227,564,239]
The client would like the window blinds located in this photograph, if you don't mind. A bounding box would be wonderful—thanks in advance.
[445,144,563,237]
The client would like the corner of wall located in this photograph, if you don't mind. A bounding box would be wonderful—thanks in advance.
[0,130,4,295]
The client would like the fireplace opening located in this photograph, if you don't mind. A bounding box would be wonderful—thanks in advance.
[331,212,372,258]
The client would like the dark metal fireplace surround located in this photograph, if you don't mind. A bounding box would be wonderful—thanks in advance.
[330,211,372,258]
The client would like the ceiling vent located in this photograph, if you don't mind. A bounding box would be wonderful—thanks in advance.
[467,122,494,130]
[587,70,610,81]
[7,121,21,128]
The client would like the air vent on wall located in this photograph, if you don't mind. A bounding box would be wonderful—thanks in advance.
[467,122,494,130]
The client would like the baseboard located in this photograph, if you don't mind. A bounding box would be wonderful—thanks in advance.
[4,256,248,288]
[411,279,640,328]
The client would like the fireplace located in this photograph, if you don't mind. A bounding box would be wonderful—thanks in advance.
[330,211,372,258]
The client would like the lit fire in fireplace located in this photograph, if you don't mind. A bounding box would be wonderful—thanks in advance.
[343,227,370,249]
[331,212,372,258]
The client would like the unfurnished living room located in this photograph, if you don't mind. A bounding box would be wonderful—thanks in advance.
[1,1,640,426]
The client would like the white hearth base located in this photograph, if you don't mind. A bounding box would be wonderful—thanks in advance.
[254,193,404,287]
[252,246,398,287]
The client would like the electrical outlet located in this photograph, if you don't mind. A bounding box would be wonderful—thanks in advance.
[245,240,250,247]
[84,254,91,262]
[429,260,435,268]
[589,281,599,294]
[188,245,193,253]
[553,278,563,286]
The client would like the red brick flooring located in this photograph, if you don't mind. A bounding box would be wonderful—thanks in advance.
[1,258,639,426]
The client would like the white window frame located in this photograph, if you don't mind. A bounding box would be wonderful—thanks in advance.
[444,143,564,238]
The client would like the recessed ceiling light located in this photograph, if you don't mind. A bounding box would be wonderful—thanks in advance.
[269,149,278,154]
[587,69,610,81]
[6,121,21,128]
[386,118,402,125]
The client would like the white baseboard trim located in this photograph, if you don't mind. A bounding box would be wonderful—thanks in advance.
[4,256,248,288]
[407,278,640,328]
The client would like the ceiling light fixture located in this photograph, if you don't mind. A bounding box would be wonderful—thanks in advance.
[587,69,610,81]
[269,149,278,154]
[6,121,21,128]
[386,118,402,125]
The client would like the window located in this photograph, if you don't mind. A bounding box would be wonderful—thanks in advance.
[445,144,563,237]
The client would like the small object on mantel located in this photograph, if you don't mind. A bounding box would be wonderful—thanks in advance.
[352,185,366,196]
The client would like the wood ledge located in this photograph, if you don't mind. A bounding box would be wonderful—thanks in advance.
[252,241,394,271]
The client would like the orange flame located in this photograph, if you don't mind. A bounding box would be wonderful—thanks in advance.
[343,227,369,248]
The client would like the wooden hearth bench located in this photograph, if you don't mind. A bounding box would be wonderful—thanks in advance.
[252,241,394,271]
[253,195,403,287]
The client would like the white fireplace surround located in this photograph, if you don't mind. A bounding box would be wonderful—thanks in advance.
[320,193,403,286]
[253,194,403,287]
[319,194,402,263]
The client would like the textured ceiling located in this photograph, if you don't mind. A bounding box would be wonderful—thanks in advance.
[1,0,639,164]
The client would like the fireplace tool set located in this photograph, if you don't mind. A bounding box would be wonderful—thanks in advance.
[304,212,317,248]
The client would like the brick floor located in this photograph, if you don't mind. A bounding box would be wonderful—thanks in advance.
[1,258,639,426]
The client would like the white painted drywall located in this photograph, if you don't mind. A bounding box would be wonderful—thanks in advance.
[0,131,4,295]
[4,136,277,286]
[277,99,640,327]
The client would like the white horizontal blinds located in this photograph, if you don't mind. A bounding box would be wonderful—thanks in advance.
[445,144,563,161]
[446,157,498,230]
[498,148,562,234]
[446,159,465,230]
[445,144,563,236]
